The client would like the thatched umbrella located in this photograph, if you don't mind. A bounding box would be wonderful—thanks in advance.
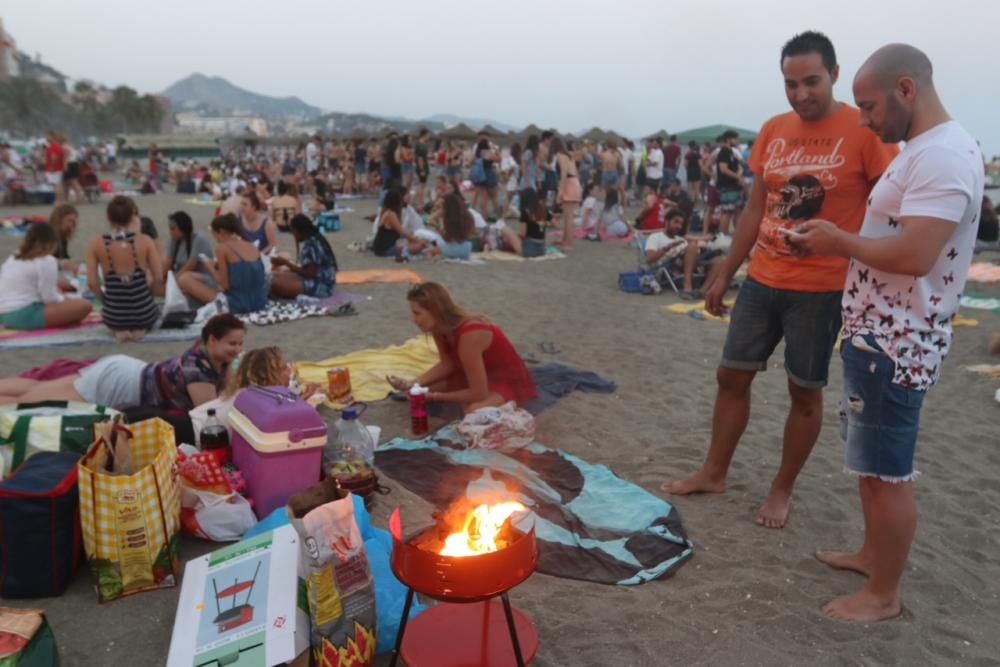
[580,127,606,142]
[675,124,758,145]
[441,123,478,140]
[644,129,671,142]
[479,124,504,137]
[348,127,369,141]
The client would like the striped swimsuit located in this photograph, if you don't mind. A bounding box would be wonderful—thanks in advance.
[100,232,160,331]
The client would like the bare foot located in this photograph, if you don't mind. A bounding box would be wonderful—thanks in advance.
[815,550,872,577]
[755,487,791,529]
[822,589,901,622]
[661,470,726,495]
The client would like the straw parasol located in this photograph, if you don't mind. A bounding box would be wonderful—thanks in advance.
[479,124,504,137]
[644,129,671,142]
[441,123,478,140]
[674,124,758,145]
[580,127,607,142]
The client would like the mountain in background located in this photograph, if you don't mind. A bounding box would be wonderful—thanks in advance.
[422,113,517,132]
[162,73,324,119]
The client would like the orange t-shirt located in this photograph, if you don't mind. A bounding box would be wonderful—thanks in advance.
[747,104,898,292]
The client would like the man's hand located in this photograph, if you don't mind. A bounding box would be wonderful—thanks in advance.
[704,275,729,316]
[784,219,845,258]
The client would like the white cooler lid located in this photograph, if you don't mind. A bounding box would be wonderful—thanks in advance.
[228,409,327,454]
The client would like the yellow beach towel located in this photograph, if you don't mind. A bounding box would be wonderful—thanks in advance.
[336,269,424,285]
[295,335,439,405]
[662,300,735,323]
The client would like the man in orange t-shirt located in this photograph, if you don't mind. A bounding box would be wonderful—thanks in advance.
[662,31,897,530]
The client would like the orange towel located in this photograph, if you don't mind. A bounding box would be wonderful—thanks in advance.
[336,269,425,285]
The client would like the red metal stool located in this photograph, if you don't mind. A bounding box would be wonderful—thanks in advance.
[387,508,539,667]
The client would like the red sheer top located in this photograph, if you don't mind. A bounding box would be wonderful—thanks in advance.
[435,320,537,406]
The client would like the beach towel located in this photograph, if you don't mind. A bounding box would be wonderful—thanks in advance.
[523,363,617,414]
[967,262,1000,283]
[952,314,979,327]
[374,427,694,585]
[183,197,219,206]
[472,249,566,262]
[965,364,1000,380]
[662,300,734,323]
[960,295,1000,312]
[0,322,201,351]
[18,359,96,380]
[295,336,439,404]
[336,269,425,285]
[235,300,329,326]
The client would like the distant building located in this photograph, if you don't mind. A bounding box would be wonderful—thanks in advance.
[174,112,267,136]
[0,19,20,79]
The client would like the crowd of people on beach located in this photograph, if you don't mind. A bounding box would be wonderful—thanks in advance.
[0,28,996,629]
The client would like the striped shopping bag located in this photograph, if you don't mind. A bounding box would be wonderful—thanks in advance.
[78,417,181,603]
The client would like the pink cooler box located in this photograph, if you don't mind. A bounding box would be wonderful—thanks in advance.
[228,386,328,518]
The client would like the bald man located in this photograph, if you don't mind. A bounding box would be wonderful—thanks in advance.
[790,44,985,621]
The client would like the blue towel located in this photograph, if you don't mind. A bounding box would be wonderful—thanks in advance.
[524,362,617,414]
[374,428,694,585]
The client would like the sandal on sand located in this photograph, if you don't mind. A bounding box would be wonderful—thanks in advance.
[328,303,359,317]
[679,290,703,301]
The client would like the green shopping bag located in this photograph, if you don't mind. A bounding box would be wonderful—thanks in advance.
[0,608,58,667]
[0,401,117,474]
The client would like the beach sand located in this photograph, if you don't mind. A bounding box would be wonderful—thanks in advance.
[1,193,998,666]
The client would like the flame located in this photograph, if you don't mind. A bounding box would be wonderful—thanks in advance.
[439,501,525,557]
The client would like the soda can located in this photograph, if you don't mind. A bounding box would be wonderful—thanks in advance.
[326,367,352,402]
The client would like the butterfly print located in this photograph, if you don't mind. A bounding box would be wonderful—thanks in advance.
[887,217,899,228]
[943,272,954,285]
[928,365,938,377]
[898,347,909,357]
[872,280,887,295]
[924,315,936,328]
[929,295,942,306]
[879,313,895,327]
[867,197,873,207]
[933,339,947,351]
[947,247,957,260]
[847,282,859,298]
[919,331,932,342]
[858,268,870,283]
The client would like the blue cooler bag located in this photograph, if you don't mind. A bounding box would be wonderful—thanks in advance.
[0,451,82,598]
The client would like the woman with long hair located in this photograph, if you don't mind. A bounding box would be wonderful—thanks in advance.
[0,222,92,330]
[520,134,540,192]
[0,314,245,410]
[551,136,582,251]
[270,214,337,298]
[165,210,215,285]
[428,193,476,260]
[177,213,267,314]
[271,180,301,232]
[86,195,161,341]
[387,282,536,413]
[471,138,500,218]
[371,188,429,258]
[239,191,278,254]
[397,134,415,191]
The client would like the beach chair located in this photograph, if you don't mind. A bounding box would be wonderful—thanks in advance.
[632,233,683,295]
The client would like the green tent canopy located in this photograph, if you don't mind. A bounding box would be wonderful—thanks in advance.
[674,124,758,145]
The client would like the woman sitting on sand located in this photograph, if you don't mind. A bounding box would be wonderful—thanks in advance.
[372,189,430,258]
[388,282,536,413]
[271,181,301,232]
[165,210,215,281]
[270,215,337,299]
[596,188,630,239]
[239,191,278,254]
[0,314,245,410]
[86,195,162,341]
[0,223,92,331]
[427,194,477,260]
[178,213,267,314]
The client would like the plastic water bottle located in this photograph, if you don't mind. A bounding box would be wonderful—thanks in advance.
[295,294,321,305]
[331,404,375,467]
[409,385,429,436]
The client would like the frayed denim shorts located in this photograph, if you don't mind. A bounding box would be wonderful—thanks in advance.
[840,334,925,482]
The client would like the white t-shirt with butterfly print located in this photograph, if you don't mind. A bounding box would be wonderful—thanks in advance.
[840,121,984,391]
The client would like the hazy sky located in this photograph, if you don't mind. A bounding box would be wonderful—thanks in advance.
[4,0,999,153]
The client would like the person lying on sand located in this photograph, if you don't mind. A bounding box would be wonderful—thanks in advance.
[0,314,245,411]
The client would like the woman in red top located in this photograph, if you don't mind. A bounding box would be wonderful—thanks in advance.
[389,282,536,413]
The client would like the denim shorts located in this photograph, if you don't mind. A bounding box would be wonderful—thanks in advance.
[721,276,842,388]
[840,334,925,481]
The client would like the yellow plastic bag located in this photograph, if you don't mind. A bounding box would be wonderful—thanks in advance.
[78,418,181,602]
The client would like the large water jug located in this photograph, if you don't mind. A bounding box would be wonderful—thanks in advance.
[329,403,375,467]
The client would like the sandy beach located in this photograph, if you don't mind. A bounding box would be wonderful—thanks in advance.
[1,192,998,666]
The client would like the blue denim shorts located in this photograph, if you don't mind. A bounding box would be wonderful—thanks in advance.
[721,276,842,388]
[840,334,925,481]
